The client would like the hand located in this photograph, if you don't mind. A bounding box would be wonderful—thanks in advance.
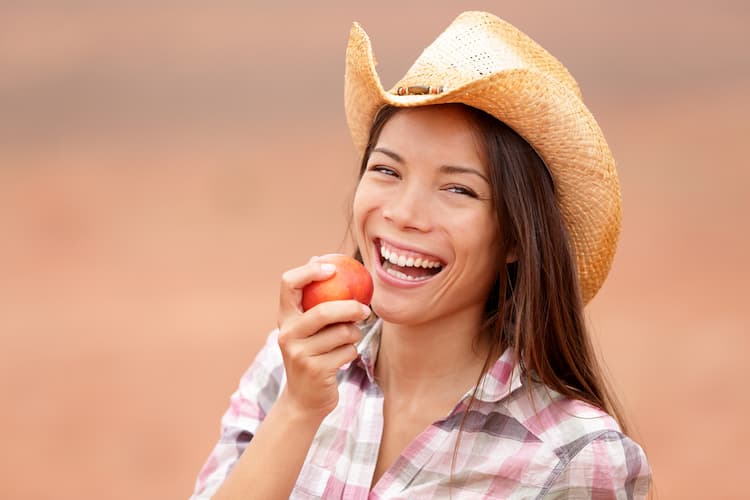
[276,256,371,419]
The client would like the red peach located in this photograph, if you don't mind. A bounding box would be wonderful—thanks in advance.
[301,254,373,311]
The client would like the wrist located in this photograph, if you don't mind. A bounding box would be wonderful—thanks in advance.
[274,389,331,426]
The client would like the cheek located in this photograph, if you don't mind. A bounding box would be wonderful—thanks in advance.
[352,182,376,238]
[458,215,501,272]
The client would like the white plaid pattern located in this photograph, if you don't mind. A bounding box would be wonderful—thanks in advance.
[191,320,651,499]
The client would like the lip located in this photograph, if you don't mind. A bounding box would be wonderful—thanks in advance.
[370,237,446,289]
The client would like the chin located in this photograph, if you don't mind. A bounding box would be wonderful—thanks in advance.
[370,294,419,326]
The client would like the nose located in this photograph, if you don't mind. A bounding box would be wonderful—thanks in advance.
[381,182,432,232]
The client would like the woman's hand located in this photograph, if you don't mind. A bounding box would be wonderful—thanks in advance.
[210,256,370,500]
[276,256,371,419]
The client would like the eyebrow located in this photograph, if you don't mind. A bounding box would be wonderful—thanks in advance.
[371,147,404,163]
[371,147,490,184]
[440,165,490,185]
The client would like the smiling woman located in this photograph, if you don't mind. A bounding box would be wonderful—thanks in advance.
[354,106,501,329]
[190,11,651,499]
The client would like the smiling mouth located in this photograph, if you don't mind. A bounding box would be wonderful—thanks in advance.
[376,238,445,282]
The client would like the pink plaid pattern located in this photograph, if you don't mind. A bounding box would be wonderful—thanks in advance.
[190,320,651,499]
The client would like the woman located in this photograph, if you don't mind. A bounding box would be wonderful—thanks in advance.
[191,11,651,499]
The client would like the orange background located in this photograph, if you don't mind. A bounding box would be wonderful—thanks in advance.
[1,2,748,499]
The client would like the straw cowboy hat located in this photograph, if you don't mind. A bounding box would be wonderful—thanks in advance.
[344,11,621,304]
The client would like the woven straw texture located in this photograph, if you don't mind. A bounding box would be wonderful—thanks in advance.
[344,11,621,304]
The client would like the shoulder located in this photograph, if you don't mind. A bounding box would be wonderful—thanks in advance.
[237,330,285,400]
[239,329,285,389]
[504,383,651,497]
[190,330,287,498]
[505,380,623,447]
[225,329,286,427]
[540,428,651,498]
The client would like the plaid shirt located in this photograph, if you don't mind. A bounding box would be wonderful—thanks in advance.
[191,320,651,499]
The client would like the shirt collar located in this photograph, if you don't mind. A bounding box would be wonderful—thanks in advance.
[353,318,523,403]
[473,346,524,403]
[354,318,382,384]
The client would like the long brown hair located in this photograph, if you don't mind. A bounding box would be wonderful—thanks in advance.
[354,103,628,432]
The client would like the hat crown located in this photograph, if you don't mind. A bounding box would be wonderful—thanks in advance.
[391,12,581,99]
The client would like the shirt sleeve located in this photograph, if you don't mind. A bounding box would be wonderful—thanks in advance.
[189,329,286,500]
[542,430,652,499]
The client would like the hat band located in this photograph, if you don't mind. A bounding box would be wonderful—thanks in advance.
[395,85,446,96]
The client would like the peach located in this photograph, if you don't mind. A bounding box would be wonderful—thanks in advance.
[301,254,373,311]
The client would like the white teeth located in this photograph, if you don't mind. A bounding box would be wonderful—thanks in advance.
[385,267,432,281]
[378,242,442,269]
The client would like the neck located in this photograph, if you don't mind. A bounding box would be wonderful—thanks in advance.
[374,306,490,401]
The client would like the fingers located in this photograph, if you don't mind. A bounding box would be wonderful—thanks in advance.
[281,323,360,372]
[278,257,337,318]
[320,341,360,369]
[274,256,368,418]
[279,336,359,417]
[281,256,336,291]
[298,322,362,356]
[279,299,370,343]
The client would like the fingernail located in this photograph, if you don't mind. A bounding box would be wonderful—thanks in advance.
[320,263,336,274]
[361,304,371,317]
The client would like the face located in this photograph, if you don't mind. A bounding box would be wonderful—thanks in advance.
[352,105,502,327]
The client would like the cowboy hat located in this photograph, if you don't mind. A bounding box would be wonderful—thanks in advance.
[344,11,621,304]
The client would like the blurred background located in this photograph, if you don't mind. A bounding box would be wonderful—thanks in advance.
[1,1,748,498]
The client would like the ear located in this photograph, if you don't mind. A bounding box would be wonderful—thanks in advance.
[504,245,518,264]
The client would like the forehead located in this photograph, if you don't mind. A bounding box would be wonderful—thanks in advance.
[373,106,486,168]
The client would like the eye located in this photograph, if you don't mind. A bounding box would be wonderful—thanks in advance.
[368,165,400,178]
[445,185,479,198]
